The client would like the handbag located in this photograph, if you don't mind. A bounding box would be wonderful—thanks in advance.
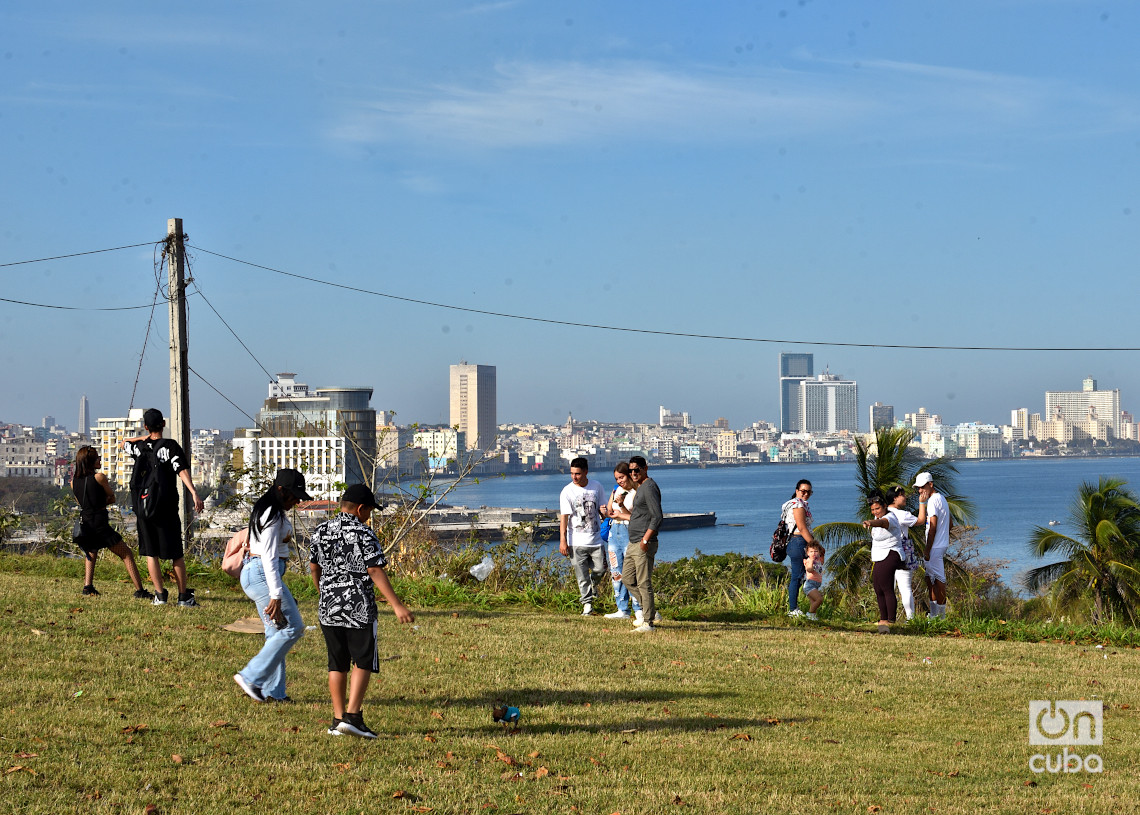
[72,478,89,545]
[770,500,792,562]
[222,527,250,578]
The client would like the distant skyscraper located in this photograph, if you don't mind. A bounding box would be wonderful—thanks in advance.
[869,402,894,431]
[779,352,814,433]
[800,371,858,433]
[78,395,90,437]
[450,362,497,452]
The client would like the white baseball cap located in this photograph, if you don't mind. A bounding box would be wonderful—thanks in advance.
[914,472,933,488]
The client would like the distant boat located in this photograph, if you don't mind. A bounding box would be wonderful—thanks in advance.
[1048,520,1060,526]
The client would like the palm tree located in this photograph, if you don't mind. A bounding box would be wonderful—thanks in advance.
[1023,477,1140,625]
[815,426,976,599]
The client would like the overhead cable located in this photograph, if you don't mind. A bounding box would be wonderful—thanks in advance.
[189,244,1140,353]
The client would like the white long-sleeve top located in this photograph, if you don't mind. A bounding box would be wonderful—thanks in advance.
[249,508,293,599]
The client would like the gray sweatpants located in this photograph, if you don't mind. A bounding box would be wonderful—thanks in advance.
[621,538,658,622]
[571,545,607,606]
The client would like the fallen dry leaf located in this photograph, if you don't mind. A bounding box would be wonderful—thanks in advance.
[528,750,541,758]
[13,753,37,759]
[730,733,752,741]
[672,795,686,805]
[868,807,882,813]
[535,766,550,779]
[209,720,234,728]
[171,755,183,765]
[424,735,437,743]
[144,806,158,815]
[495,749,515,766]
[392,789,408,799]
[121,724,148,734]
[431,711,445,719]
[334,763,351,772]
[6,766,37,776]
[671,660,685,666]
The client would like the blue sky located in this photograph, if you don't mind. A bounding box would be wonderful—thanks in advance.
[2,1,1138,432]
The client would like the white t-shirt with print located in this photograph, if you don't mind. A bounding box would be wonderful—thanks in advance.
[560,479,606,547]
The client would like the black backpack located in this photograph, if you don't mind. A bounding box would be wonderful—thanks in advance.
[131,442,166,522]
[770,500,793,562]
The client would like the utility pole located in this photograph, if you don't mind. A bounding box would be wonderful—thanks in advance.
[166,218,192,543]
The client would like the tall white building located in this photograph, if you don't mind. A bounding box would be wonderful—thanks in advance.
[800,371,858,434]
[1045,376,1120,438]
[450,363,497,452]
[78,395,90,438]
[779,352,814,433]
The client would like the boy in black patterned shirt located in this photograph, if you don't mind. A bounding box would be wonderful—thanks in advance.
[309,484,414,738]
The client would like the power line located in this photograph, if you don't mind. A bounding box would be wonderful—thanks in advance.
[0,295,171,311]
[189,281,276,382]
[190,244,1140,353]
[0,242,154,268]
[189,365,261,428]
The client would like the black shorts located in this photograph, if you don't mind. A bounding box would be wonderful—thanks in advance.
[76,523,124,556]
[136,514,184,560]
[321,622,378,673]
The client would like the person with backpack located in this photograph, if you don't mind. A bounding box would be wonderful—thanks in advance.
[781,479,818,618]
[123,408,205,607]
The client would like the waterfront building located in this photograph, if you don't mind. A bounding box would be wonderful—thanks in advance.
[779,352,813,433]
[903,407,941,433]
[1045,376,1120,438]
[715,431,739,462]
[413,427,467,471]
[800,371,859,434]
[869,402,894,431]
[450,362,497,453]
[376,422,425,477]
[232,374,376,499]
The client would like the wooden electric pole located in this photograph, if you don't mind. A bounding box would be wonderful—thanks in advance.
[166,218,192,543]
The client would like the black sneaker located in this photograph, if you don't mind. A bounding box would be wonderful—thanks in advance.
[152,589,169,606]
[133,589,154,600]
[327,718,345,735]
[82,585,100,596]
[337,712,378,739]
[265,696,293,704]
[177,591,198,608]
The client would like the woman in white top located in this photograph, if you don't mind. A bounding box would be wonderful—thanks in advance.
[233,468,311,703]
[861,491,906,633]
[602,462,641,621]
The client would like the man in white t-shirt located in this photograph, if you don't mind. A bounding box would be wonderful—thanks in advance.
[915,472,952,618]
[559,456,608,616]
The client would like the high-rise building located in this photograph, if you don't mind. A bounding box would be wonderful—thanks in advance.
[232,373,377,498]
[869,402,895,431]
[1045,376,1121,437]
[779,353,813,433]
[800,371,858,434]
[78,395,90,438]
[91,409,146,490]
[450,362,497,452]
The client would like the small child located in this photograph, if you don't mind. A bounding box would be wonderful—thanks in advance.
[309,484,415,738]
[803,542,825,621]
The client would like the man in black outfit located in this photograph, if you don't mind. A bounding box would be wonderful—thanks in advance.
[124,408,205,607]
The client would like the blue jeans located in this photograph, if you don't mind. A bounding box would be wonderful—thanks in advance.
[606,523,640,615]
[787,535,808,612]
[238,557,304,700]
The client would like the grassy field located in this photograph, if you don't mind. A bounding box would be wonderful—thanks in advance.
[1,555,1137,815]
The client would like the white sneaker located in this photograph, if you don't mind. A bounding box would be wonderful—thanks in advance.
[788,609,805,618]
[806,612,818,621]
[631,623,655,634]
[633,611,644,625]
[603,611,630,619]
[581,603,593,616]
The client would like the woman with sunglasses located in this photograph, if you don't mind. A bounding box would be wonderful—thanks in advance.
[781,479,819,618]
[71,445,149,598]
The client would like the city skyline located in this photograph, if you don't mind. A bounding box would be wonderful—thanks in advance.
[3,3,1139,429]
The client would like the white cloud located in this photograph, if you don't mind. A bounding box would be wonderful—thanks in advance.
[325,56,1140,152]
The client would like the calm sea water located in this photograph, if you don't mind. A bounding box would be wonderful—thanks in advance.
[443,458,1140,591]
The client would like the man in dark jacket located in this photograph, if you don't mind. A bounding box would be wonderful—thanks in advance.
[623,455,663,632]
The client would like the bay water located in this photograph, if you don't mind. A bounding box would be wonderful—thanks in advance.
[443,457,1140,593]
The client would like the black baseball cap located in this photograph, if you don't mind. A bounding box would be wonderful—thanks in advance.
[143,408,165,431]
[274,468,312,501]
[341,483,380,509]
